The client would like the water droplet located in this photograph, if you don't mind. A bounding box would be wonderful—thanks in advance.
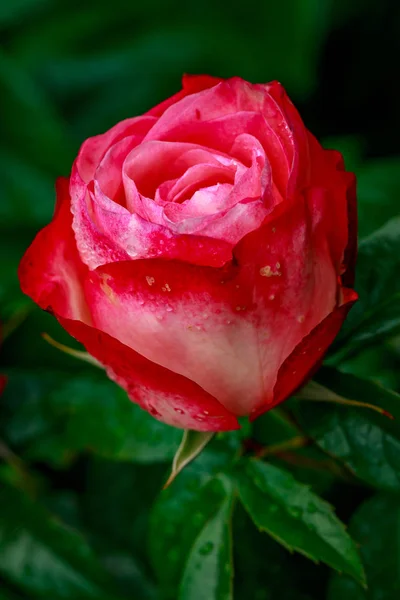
[226,320,232,325]
[297,315,305,323]
[148,405,161,417]
[199,541,214,556]
[156,314,164,321]
[174,408,184,414]
[138,298,145,306]
[268,294,275,300]
[203,410,210,415]
[166,305,173,312]
[195,415,204,422]
[146,276,155,286]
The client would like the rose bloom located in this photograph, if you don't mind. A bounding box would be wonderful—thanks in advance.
[19,75,357,431]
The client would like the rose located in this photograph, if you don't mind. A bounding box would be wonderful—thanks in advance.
[19,75,357,432]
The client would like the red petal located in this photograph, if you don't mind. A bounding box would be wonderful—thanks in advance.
[18,177,90,323]
[259,288,358,419]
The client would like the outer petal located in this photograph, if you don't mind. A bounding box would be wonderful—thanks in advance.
[83,189,341,417]
[263,288,358,419]
[59,319,239,431]
[18,178,90,323]
[18,180,239,431]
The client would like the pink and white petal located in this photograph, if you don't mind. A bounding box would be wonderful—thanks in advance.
[165,198,269,243]
[84,259,267,416]
[59,318,239,432]
[229,196,340,416]
[95,136,143,203]
[71,175,131,270]
[73,172,233,267]
[167,162,235,205]
[75,115,157,183]
[163,183,233,222]
[84,188,339,418]
[156,111,290,197]
[19,177,91,323]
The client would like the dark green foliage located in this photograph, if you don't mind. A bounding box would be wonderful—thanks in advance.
[1,0,400,599]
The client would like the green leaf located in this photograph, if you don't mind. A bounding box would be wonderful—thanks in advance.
[333,217,400,357]
[148,441,235,600]
[236,459,365,585]
[328,493,400,599]
[296,367,400,491]
[164,430,215,488]
[0,369,181,466]
[179,476,234,600]
[0,479,121,599]
[357,157,400,239]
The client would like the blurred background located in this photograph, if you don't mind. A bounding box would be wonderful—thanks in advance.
[1,1,400,599]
